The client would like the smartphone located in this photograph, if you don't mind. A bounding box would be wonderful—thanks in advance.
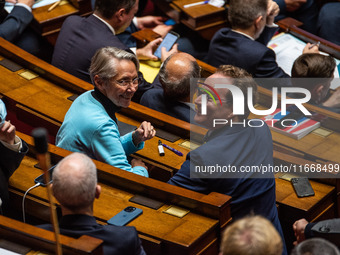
[154,31,180,59]
[274,111,305,129]
[107,206,143,226]
[291,177,315,198]
[34,165,56,187]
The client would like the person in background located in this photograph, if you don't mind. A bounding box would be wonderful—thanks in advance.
[0,99,28,214]
[39,152,146,255]
[140,52,200,123]
[0,0,52,61]
[220,216,283,255]
[291,53,340,113]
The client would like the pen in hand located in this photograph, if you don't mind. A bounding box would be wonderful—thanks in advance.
[308,41,320,49]
[162,143,183,156]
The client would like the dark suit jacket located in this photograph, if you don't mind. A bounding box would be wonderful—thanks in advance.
[0,5,33,42]
[305,219,340,247]
[0,139,28,212]
[140,89,196,123]
[168,124,287,255]
[52,14,152,102]
[39,214,146,255]
[207,27,290,79]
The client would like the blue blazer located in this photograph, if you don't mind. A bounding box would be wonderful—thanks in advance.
[140,89,196,123]
[39,214,146,255]
[207,27,290,79]
[168,124,287,255]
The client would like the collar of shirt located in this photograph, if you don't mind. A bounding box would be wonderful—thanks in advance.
[231,30,254,41]
[93,14,115,35]
[91,88,120,124]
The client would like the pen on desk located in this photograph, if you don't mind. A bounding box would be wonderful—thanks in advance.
[309,41,320,49]
[183,0,209,8]
[48,0,61,12]
[162,144,183,156]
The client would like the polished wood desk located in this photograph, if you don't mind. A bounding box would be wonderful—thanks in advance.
[0,36,338,251]
[8,132,232,255]
[0,215,103,255]
[31,0,92,45]
[152,0,227,40]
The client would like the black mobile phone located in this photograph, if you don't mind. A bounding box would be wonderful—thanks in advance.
[274,111,305,129]
[291,177,315,198]
[34,165,56,187]
[107,206,143,226]
[154,31,180,59]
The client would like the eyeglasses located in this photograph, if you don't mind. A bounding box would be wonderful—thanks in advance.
[112,77,141,87]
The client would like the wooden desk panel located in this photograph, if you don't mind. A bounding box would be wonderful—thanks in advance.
[8,150,223,254]
[0,215,103,255]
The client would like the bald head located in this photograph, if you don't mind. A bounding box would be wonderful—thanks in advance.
[159,53,200,101]
[52,153,97,211]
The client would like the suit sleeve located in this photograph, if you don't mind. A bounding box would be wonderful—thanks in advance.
[0,138,28,179]
[168,154,210,194]
[0,6,33,42]
[255,48,290,79]
[305,219,340,247]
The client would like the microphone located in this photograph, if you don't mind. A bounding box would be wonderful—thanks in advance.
[32,128,62,255]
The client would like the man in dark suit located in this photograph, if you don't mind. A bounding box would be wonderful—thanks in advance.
[0,100,28,214]
[52,0,175,101]
[293,218,340,247]
[206,0,317,80]
[168,65,287,255]
[39,152,146,255]
[0,0,52,61]
[140,53,200,123]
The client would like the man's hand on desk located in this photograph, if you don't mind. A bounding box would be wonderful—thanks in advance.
[136,38,162,61]
[132,121,156,146]
[322,87,340,108]
[17,0,34,8]
[285,0,307,12]
[267,0,280,25]
[136,16,166,30]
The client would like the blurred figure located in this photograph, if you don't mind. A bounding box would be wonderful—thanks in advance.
[220,216,283,255]
[291,238,340,255]
[292,53,340,113]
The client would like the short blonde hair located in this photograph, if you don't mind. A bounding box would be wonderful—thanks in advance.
[220,216,283,255]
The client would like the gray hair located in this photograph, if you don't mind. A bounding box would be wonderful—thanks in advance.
[228,0,267,29]
[159,54,200,100]
[89,46,139,85]
[291,238,340,255]
[52,153,97,211]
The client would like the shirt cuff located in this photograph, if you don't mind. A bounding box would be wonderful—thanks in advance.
[133,17,138,28]
[16,3,32,12]
[130,47,137,54]
[266,23,279,28]
[0,135,23,152]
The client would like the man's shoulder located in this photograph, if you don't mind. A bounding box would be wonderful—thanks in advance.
[140,89,164,105]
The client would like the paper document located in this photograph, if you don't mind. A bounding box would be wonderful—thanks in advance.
[268,33,340,89]
[5,0,59,12]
